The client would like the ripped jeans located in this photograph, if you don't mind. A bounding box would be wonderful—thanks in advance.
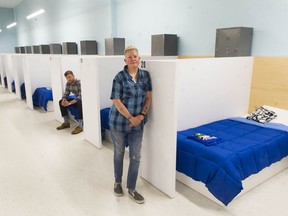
[110,128,143,191]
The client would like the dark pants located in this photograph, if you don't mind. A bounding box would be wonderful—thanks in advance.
[59,99,83,120]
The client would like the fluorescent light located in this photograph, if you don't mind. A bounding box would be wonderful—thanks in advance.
[26,9,45,20]
[0,29,2,32]
[7,22,17,29]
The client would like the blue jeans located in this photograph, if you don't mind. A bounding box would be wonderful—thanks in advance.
[110,128,143,191]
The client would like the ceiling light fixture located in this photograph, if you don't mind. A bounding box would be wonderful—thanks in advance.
[7,22,17,29]
[26,9,45,20]
[0,29,2,32]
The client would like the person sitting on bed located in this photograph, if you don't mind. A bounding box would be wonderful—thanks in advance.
[109,45,152,204]
[56,70,83,135]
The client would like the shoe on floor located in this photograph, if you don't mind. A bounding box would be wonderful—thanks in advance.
[128,190,145,204]
[56,123,70,130]
[71,126,83,135]
[114,183,123,197]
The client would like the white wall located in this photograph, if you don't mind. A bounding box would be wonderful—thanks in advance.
[176,57,254,130]
[116,0,288,56]
[12,0,288,56]
[15,0,112,54]
[0,8,17,53]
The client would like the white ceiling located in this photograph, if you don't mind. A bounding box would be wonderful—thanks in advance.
[0,0,23,8]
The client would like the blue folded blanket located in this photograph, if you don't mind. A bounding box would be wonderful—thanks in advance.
[67,95,79,120]
[32,87,53,111]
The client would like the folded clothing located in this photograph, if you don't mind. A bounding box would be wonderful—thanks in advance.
[188,133,222,146]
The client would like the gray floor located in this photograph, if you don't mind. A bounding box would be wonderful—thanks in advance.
[1,87,288,216]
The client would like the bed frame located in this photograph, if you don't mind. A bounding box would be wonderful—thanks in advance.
[177,56,288,206]
[176,157,288,206]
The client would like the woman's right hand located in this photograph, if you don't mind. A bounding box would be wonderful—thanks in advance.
[129,116,142,128]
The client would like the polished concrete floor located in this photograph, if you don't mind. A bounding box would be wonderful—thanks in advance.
[1,87,288,216]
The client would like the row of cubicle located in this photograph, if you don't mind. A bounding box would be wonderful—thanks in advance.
[0,53,254,204]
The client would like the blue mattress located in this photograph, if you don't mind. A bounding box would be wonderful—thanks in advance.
[32,87,53,111]
[20,83,26,99]
[177,118,288,205]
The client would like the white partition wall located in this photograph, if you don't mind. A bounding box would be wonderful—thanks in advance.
[2,55,14,93]
[80,56,177,148]
[11,55,25,100]
[176,57,254,130]
[0,55,5,88]
[50,55,82,122]
[23,55,52,110]
[80,56,124,148]
[140,57,254,199]
[141,61,178,198]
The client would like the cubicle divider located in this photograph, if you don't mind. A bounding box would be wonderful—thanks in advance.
[50,55,82,122]
[1,55,14,93]
[23,55,52,110]
[11,55,26,100]
[140,57,254,198]
[80,56,125,148]
[0,55,6,88]
[82,56,177,148]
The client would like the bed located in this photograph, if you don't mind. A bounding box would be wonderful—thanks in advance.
[176,105,288,206]
[32,87,54,112]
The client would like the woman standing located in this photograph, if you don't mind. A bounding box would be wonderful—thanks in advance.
[109,46,152,204]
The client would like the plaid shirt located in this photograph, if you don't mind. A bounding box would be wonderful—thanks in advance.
[63,79,81,101]
[109,66,152,132]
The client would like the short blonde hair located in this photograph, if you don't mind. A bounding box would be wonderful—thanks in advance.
[124,45,139,54]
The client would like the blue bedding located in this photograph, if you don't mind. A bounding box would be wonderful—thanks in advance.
[67,95,79,120]
[11,81,16,93]
[101,108,110,130]
[20,83,26,99]
[32,87,53,111]
[177,118,288,205]
[4,77,7,88]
